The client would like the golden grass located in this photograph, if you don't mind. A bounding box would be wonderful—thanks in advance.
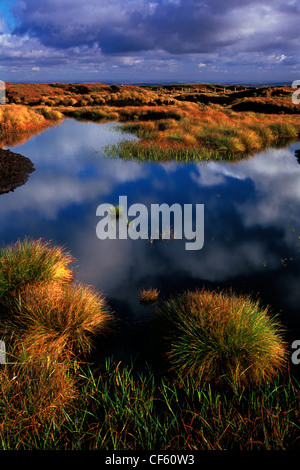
[2,83,300,160]
[0,238,74,306]
[0,104,53,135]
[154,289,287,388]
[0,353,76,435]
[15,281,112,360]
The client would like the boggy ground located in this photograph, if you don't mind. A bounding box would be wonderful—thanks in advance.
[2,82,300,161]
[0,148,35,195]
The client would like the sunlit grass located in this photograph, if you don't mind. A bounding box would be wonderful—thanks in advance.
[105,105,300,162]
[0,232,296,450]
[2,84,300,162]
[153,289,287,388]
[14,281,112,360]
[0,104,52,135]
[0,238,74,307]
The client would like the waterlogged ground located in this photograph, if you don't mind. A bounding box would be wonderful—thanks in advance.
[2,118,300,364]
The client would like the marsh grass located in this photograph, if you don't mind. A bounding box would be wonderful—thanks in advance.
[0,238,74,307]
[62,107,119,122]
[0,350,77,449]
[139,288,160,304]
[0,357,297,450]
[14,281,112,361]
[2,85,300,162]
[0,236,297,449]
[0,104,53,136]
[104,104,300,162]
[36,106,64,121]
[153,289,287,388]
[109,204,123,219]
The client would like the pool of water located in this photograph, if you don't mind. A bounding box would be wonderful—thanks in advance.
[2,118,300,368]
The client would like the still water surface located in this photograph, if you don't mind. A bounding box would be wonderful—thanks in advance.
[2,119,300,364]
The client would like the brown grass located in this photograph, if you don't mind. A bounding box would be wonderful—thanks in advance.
[139,288,160,304]
[0,353,76,438]
[15,281,112,361]
[2,83,300,160]
[154,289,287,388]
[0,238,74,307]
[0,104,56,136]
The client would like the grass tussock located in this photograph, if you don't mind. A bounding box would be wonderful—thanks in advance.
[139,288,160,304]
[154,289,287,388]
[15,281,112,360]
[109,204,123,219]
[0,238,74,306]
[0,238,297,449]
[0,104,53,135]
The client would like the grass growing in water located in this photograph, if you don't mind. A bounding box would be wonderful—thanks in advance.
[105,105,300,162]
[109,204,123,219]
[139,288,160,304]
[154,289,287,387]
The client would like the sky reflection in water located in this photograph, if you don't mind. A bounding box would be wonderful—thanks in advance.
[1,119,300,345]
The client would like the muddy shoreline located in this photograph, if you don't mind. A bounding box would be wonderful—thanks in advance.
[0,148,35,195]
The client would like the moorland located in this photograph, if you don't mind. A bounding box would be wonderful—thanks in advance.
[1,81,300,160]
[0,82,300,450]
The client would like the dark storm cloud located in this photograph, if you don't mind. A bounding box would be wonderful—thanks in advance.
[12,0,300,57]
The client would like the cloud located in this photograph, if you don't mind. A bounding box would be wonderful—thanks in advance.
[1,120,142,219]
[1,0,300,81]
[11,0,300,56]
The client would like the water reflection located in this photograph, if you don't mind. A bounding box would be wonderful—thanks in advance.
[1,119,300,345]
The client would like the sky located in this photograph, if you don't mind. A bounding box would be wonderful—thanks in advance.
[0,0,300,84]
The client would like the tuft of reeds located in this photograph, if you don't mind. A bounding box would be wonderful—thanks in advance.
[153,289,287,388]
[0,238,74,306]
[139,288,160,304]
[36,106,64,121]
[109,205,123,219]
[0,104,53,135]
[14,281,112,360]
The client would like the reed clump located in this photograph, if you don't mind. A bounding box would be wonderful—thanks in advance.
[0,238,113,361]
[0,238,74,307]
[0,104,50,135]
[154,289,287,387]
[139,288,160,304]
[14,281,112,361]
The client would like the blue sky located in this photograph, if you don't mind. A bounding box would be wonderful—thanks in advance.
[0,0,300,84]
